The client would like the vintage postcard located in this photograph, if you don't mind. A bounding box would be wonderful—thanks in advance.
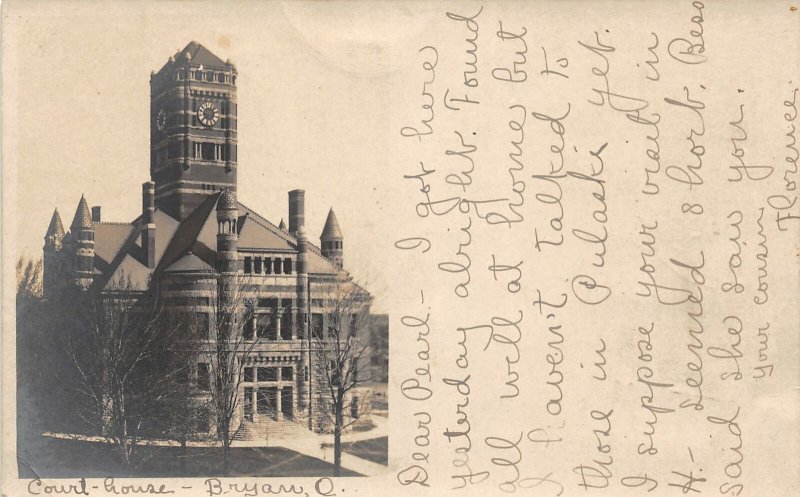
[2,1,798,496]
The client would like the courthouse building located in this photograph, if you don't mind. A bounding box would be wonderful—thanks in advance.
[41,42,382,437]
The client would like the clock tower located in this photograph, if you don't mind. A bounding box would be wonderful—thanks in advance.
[150,41,238,220]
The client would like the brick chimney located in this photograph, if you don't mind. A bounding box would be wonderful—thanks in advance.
[288,189,305,236]
[142,182,156,268]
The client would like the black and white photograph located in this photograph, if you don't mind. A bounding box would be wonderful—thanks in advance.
[11,10,394,480]
[3,1,800,496]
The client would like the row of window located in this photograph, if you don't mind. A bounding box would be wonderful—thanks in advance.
[244,366,293,383]
[164,69,237,85]
[243,314,293,341]
[244,256,293,275]
[176,310,296,341]
[193,142,230,161]
[189,70,234,84]
[194,364,296,391]
[198,364,361,391]
[154,141,237,163]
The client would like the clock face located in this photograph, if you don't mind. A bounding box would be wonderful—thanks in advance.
[156,108,166,131]
[197,102,219,127]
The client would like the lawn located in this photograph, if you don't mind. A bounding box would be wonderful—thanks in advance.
[322,437,388,466]
[18,436,360,478]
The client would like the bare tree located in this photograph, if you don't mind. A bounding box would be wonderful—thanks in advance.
[312,276,375,476]
[154,309,210,451]
[16,256,50,443]
[16,257,43,308]
[63,274,176,470]
[203,274,275,475]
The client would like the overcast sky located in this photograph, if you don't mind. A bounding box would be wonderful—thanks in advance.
[4,1,445,312]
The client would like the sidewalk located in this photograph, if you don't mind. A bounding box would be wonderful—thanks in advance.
[41,415,389,476]
[232,415,389,476]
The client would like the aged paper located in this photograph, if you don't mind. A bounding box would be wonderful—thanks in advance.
[2,1,799,496]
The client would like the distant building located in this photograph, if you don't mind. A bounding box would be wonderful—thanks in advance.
[42,42,386,438]
[368,315,389,384]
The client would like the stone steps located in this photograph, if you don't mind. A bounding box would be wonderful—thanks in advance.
[233,417,311,441]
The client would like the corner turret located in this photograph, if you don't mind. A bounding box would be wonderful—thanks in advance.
[320,208,343,270]
[43,208,65,298]
[69,195,95,290]
[216,189,239,336]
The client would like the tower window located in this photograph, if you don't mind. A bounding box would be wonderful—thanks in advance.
[264,257,272,275]
[217,73,225,83]
[244,256,252,274]
[206,72,214,82]
[244,317,255,340]
[197,363,210,391]
[273,258,282,275]
[254,257,262,274]
[283,258,292,274]
[201,143,215,160]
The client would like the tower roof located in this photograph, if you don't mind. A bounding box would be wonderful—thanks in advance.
[71,195,93,229]
[218,188,237,211]
[179,41,228,68]
[321,208,343,240]
[46,208,65,238]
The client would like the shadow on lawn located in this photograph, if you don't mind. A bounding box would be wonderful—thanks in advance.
[321,436,388,466]
[18,436,361,478]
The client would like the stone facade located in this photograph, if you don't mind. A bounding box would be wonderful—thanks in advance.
[41,42,384,439]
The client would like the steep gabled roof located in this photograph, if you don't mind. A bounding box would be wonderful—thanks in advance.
[78,188,345,285]
[237,203,295,251]
[157,192,221,272]
[237,201,339,275]
[321,208,343,240]
[71,195,93,229]
[46,209,65,238]
[181,41,227,68]
[94,223,135,263]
